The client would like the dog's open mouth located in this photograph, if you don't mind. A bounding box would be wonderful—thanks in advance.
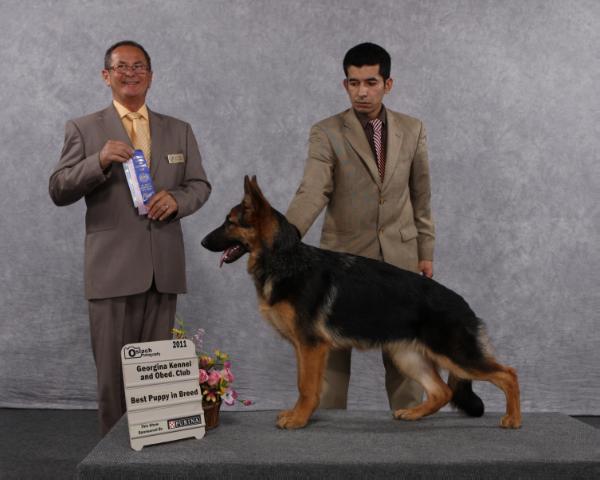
[219,243,247,267]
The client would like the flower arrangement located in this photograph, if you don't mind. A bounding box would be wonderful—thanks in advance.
[172,316,251,406]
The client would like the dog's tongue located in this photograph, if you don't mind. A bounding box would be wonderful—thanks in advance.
[219,251,228,268]
[219,245,240,268]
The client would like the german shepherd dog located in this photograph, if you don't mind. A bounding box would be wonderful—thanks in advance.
[201,176,521,430]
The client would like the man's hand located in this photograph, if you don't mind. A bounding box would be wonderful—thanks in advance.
[419,260,433,278]
[99,140,134,170]
[147,191,179,221]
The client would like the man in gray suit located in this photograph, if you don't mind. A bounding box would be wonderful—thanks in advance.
[286,43,435,411]
[49,40,211,435]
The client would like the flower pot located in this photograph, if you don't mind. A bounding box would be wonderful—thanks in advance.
[203,399,221,429]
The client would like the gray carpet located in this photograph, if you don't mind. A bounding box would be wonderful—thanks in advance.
[77,411,600,479]
[0,409,100,480]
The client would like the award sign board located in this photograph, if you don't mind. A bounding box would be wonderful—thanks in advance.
[121,340,205,450]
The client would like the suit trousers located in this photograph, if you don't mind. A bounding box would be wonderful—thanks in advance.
[320,251,424,411]
[320,348,424,410]
[88,284,177,435]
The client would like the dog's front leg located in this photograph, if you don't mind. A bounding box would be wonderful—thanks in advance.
[277,342,329,429]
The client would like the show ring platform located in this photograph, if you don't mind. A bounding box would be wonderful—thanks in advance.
[77,410,600,479]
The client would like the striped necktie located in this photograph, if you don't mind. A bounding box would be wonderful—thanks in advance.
[126,112,152,166]
[369,118,385,181]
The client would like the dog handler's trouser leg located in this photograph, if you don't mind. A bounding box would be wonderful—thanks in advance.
[383,350,425,411]
[88,287,177,436]
[319,348,352,408]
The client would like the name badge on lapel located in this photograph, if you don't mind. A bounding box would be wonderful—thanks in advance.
[167,153,185,164]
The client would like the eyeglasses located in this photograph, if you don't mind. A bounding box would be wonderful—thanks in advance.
[108,63,150,74]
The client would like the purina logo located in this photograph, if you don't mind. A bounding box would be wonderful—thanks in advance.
[167,415,203,430]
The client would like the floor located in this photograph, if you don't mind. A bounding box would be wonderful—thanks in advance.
[0,409,597,479]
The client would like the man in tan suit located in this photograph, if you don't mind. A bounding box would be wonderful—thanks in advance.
[49,41,211,435]
[286,43,434,410]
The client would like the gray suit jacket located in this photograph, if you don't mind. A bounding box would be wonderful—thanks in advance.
[286,108,434,272]
[49,104,211,299]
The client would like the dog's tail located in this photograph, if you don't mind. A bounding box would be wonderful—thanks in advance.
[448,374,484,417]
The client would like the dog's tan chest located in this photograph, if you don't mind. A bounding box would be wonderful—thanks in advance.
[257,298,297,343]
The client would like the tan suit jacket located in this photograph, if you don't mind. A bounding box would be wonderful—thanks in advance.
[286,108,434,272]
[50,105,211,299]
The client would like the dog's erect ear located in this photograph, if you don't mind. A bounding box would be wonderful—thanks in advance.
[242,175,270,213]
[242,175,255,211]
[249,176,263,199]
[243,175,252,195]
[251,177,270,208]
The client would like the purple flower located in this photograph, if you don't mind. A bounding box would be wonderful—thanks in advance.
[192,328,205,352]
[223,390,238,406]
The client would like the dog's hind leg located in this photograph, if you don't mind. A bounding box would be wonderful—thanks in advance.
[469,361,521,429]
[437,356,521,429]
[384,344,452,421]
[277,342,330,429]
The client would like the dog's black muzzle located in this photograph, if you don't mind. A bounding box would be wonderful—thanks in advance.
[201,224,248,266]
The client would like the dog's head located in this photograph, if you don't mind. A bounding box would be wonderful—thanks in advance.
[201,175,281,267]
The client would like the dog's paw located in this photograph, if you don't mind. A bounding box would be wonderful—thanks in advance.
[276,412,309,429]
[393,408,423,421]
[277,409,294,420]
[499,414,521,429]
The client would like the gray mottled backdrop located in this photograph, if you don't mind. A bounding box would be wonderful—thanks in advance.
[1,0,598,413]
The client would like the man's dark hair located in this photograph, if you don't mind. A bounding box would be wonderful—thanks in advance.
[343,42,391,80]
[104,40,152,71]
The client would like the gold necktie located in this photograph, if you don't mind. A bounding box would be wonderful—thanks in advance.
[126,112,152,167]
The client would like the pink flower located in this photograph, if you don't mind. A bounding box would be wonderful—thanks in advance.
[221,368,235,383]
[243,399,253,406]
[224,361,231,369]
[199,369,209,384]
[207,370,221,386]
